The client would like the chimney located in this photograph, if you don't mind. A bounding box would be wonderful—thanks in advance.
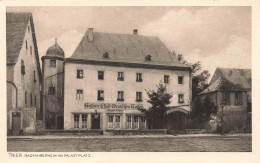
[87,28,94,41]
[133,29,138,35]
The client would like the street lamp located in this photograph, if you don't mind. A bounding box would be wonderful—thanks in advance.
[220,101,225,135]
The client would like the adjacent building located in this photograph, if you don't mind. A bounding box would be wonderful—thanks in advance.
[41,39,65,129]
[63,28,192,132]
[198,67,251,132]
[6,12,42,135]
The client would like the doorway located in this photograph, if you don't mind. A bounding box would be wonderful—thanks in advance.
[91,114,100,129]
[11,112,21,136]
[57,116,64,129]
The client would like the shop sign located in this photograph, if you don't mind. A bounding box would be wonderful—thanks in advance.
[84,103,143,110]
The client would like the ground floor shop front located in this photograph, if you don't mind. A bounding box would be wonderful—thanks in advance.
[64,103,146,131]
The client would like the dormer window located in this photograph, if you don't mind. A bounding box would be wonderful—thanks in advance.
[103,52,109,59]
[145,55,151,61]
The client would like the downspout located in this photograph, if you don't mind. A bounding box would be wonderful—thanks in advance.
[7,81,18,108]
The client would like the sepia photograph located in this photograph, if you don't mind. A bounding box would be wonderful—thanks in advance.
[5,4,254,156]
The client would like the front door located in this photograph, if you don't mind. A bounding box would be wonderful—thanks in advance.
[91,114,100,129]
[57,116,64,129]
[12,112,21,136]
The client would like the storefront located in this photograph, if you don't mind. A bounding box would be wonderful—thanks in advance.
[66,103,146,131]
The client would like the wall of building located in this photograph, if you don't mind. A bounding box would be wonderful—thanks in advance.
[42,58,64,129]
[7,19,41,133]
[64,62,191,130]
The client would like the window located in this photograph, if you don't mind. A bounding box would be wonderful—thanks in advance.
[136,73,142,82]
[25,91,27,105]
[30,93,32,106]
[178,94,184,103]
[35,96,36,106]
[115,115,121,128]
[98,90,104,101]
[74,114,79,128]
[164,75,169,84]
[126,116,132,129]
[118,72,124,81]
[25,40,28,50]
[48,86,55,95]
[33,71,37,82]
[222,92,230,105]
[145,55,152,61]
[136,92,142,102]
[108,115,113,129]
[235,92,243,105]
[178,76,184,84]
[30,46,32,55]
[103,52,109,58]
[76,89,83,100]
[140,117,146,129]
[117,91,124,101]
[82,114,87,128]
[21,60,25,75]
[50,60,56,67]
[77,70,84,79]
[133,116,139,129]
[98,71,104,80]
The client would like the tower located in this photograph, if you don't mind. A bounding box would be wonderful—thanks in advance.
[41,39,65,129]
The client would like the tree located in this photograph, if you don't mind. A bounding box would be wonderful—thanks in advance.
[138,82,173,129]
[175,52,210,100]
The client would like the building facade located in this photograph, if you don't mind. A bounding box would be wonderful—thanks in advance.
[41,39,65,129]
[64,28,191,132]
[6,12,42,135]
[197,68,251,132]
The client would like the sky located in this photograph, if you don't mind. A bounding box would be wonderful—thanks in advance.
[7,6,251,77]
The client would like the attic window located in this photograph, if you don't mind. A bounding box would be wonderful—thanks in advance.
[103,52,109,59]
[145,55,152,61]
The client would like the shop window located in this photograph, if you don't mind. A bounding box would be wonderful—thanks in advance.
[117,91,124,101]
[98,71,104,80]
[82,114,87,128]
[222,92,230,105]
[178,94,184,103]
[74,114,79,128]
[108,115,113,129]
[76,89,83,100]
[178,76,184,84]
[235,92,243,105]
[21,60,25,75]
[48,86,55,95]
[77,70,84,79]
[118,72,124,81]
[98,90,104,101]
[50,60,56,67]
[115,115,121,128]
[140,117,146,129]
[133,116,139,129]
[136,73,142,82]
[136,92,142,102]
[126,116,132,129]
[164,75,169,84]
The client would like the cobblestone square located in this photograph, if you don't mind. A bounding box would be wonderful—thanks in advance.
[7,134,252,152]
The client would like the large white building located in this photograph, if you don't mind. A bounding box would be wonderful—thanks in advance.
[64,28,191,132]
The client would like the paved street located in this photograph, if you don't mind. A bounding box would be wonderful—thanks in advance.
[7,134,251,152]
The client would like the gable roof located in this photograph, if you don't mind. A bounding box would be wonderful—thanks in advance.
[199,67,251,95]
[6,12,42,81]
[68,30,188,69]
